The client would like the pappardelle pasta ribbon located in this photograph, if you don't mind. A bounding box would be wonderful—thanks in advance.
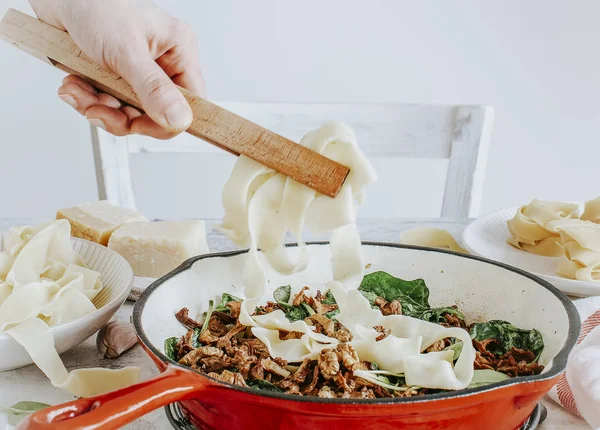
[218,122,477,390]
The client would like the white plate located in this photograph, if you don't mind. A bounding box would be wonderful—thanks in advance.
[462,206,600,297]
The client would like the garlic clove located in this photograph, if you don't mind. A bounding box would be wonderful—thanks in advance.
[97,320,138,359]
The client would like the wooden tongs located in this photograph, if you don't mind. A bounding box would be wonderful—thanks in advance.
[0,9,349,197]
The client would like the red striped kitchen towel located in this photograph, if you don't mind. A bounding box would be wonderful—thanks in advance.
[548,296,600,430]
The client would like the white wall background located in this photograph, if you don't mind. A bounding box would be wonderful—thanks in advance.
[1,0,599,220]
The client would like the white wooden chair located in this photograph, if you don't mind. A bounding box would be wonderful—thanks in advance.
[91,103,493,221]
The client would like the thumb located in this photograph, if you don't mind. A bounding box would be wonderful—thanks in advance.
[119,53,193,132]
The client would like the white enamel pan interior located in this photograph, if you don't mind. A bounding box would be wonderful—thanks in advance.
[135,243,580,399]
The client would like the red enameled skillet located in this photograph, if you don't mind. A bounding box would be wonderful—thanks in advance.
[18,243,580,430]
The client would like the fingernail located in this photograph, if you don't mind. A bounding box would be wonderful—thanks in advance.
[59,94,77,108]
[88,118,106,130]
[164,103,192,129]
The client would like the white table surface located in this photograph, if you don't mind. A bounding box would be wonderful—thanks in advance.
[0,218,590,430]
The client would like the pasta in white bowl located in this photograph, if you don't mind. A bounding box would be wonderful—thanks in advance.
[0,221,139,396]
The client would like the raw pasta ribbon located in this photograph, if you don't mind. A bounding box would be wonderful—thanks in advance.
[218,122,477,390]
[581,197,600,223]
[218,121,377,327]
[547,219,600,281]
[400,228,468,254]
[507,199,579,257]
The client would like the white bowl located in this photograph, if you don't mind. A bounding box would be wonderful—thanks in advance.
[0,237,133,371]
[462,206,600,297]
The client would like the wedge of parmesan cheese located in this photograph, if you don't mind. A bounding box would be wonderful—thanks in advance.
[108,220,209,278]
[56,201,148,246]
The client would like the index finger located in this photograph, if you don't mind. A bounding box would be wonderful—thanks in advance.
[156,30,206,97]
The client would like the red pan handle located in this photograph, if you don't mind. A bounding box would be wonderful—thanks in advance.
[17,365,211,430]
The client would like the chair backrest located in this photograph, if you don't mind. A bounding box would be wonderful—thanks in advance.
[92,103,493,220]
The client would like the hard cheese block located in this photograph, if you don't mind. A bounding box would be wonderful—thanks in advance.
[108,220,209,278]
[56,201,148,246]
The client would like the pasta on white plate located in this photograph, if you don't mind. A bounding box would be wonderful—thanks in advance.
[0,220,140,397]
[546,219,600,282]
[506,199,579,257]
[581,197,600,224]
[505,196,600,282]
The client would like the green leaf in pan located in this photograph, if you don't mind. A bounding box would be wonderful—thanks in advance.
[278,301,311,322]
[443,341,463,361]
[1,401,51,426]
[409,306,465,324]
[273,285,292,304]
[187,300,218,348]
[191,327,202,348]
[467,369,510,389]
[273,286,313,322]
[199,300,215,335]
[247,379,283,392]
[358,271,465,324]
[214,293,243,312]
[164,337,179,361]
[301,303,315,316]
[470,320,544,361]
[324,308,340,321]
[321,290,337,305]
[358,290,379,306]
[359,271,430,307]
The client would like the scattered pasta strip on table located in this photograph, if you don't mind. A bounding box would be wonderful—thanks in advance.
[400,228,468,254]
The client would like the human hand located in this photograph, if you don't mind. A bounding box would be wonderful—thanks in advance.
[29,0,205,139]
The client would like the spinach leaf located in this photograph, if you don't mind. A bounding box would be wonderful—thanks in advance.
[443,341,463,361]
[273,285,291,303]
[322,290,337,305]
[1,401,51,426]
[164,337,179,361]
[359,290,379,306]
[324,308,340,321]
[318,290,340,320]
[301,303,315,316]
[247,379,283,392]
[470,320,544,360]
[410,306,465,324]
[467,369,510,389]
[359,271,429,307]
[278,301,310,322]
[358,271,464,324]
[386,375,406,387]
[186,300,217,348]
[214,293,242,312]
[274,286,312,322]
[191,328,202,348]
[199,300,215,335]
